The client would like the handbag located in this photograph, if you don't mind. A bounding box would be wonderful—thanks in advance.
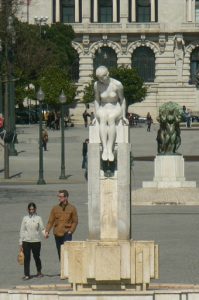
[17,250,24,265]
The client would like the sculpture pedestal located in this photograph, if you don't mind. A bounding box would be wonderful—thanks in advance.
[61,123,159,291]
[61,240,159,291]
[143,155,196,188]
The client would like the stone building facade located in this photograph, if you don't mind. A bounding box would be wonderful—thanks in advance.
[19,0,199,118]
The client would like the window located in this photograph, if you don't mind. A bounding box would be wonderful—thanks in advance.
[136,0,151,22]
[98,0,112,23]
[190,48,199,84]
[196,0,199,22]
[93,47,117,72]
[52,0,56,23]
[61,0,75,23]
[132,47,155,82]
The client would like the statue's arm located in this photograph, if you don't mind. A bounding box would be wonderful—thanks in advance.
[117,82,128,123]
[92,82,100,124]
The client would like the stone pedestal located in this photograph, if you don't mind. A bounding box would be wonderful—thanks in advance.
[143,155,196,188]
[61,240,159,291]
[88,122,131,240]
[61,122,159,291]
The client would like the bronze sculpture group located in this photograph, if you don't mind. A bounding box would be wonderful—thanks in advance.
[156,101,183,155]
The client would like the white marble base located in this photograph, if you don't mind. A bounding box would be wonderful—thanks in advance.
[143,155,196,188]
[61,240,159,291]
[132,188,199,205]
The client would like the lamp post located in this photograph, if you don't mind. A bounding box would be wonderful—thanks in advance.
[34,16,48,37]
[0,40,3,114]
[37,87,46,185]
[59,90,67,179]
[7,16,17,156]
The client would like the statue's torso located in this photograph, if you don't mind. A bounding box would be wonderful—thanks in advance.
[98,80,119,104]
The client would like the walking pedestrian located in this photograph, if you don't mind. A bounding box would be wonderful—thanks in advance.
[146,112,153,132]
[82,110,90,127]
[45,190,78,260]
[42,128,48,151]
[90,112,95,124]
[82,138,89,180]
[19,202,45,280]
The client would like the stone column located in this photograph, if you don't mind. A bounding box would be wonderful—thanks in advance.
[82,0,91,23]
[131,0,136,22]
[56,0,60,22]
[93,0,98,22]
[113,0,117,22]
[78,53,93,85]
[187,0,192,22]
[119,0,129,24]
[151,0,155,22]
[75,0,79,22]
[88,123,131,240]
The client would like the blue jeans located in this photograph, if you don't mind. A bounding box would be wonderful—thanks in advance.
[54,233,72,260]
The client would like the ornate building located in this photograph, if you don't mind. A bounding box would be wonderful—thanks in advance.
[19,0,199,117]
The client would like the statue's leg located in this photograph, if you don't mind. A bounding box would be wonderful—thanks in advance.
[99,120,108,161]
[107,118,117,162]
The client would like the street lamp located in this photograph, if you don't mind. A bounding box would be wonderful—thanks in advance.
[34,16,48,37]
[0,39,3,114]
[0,16,17,156]
[59,90,67,179]
[37,87,46,185]
[7,16,17,156]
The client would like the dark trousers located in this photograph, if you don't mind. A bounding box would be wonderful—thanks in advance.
[22,241,42,276]
[42,141,47,151]
[54,233,72,260]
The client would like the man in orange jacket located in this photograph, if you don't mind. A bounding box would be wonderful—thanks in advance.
[45,189,78,260]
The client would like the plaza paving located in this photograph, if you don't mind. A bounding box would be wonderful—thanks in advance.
[1,123,199,288]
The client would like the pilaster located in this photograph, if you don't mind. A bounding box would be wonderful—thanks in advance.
[75,0,79,22]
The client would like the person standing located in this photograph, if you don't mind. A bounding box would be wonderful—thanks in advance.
[45,190,78,260]
[82,138,89,180]
[82,110,90,127]
[42,128,48,151]
[146,112,153,132]
[19,202,45,280]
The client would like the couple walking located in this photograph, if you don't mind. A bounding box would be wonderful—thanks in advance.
[19,189,78,280]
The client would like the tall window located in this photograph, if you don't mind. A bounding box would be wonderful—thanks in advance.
[61,0,75,23]
[98,0,113,23]
[190,48,199,84]
[136,0,151,22]
[52,0,56,23]
[93,47,117,72]
[196,0,199,22]
[132,47,155,82]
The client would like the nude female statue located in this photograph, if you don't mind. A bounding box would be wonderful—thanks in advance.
[93,66,128,161]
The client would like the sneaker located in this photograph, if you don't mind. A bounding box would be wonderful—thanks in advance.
[23,276,30,280]
[36,272,44,278]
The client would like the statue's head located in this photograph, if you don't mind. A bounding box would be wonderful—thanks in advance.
[96,66,109,83]
[159,101,183,122]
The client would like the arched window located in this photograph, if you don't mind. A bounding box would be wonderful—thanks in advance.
[190,47,199,84]
[93,47,117,73]
[136,0,151,22]
[98,0,113,23]
[131,47,155,82]
[61,0,75,23]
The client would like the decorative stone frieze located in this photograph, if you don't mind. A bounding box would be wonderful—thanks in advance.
[120,34,128,54]
[127,40,159,55]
